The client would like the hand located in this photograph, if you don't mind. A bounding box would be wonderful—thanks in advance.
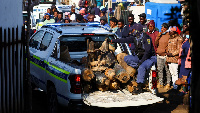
[167,53,173,57]
[107,38,111,43]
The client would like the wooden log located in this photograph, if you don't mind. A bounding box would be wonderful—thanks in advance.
[97,85,109,92]
[125,66,137,78]
[114,64,130,83]
[105,68,115,80]
[116,53,137,77]
[127,80,138,93]
[95,72,110,85]
[90,60,106,67]
[99,40,115,52]
[82,68,95,81]
[109,80,120,90]
[91,66,107,71]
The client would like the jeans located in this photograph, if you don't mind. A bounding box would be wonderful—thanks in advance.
[137,56,157,83]
[157,55,171,85]
[168,63,178,89]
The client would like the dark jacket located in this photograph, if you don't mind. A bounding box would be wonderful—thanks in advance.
[116,26,129,38]
[112,33,155,64]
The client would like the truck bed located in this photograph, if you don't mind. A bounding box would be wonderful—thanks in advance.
[83,89,163,108]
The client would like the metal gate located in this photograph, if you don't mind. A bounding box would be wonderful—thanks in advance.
[0,26,27,113]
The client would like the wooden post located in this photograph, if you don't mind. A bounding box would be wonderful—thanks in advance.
[103,0,105,7]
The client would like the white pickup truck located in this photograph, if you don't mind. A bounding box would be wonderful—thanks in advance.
[29,23,163,113]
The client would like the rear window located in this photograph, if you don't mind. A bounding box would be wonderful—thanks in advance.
[59,35,114,52]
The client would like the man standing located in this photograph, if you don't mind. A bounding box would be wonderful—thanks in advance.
[180,21,189,41]
[138,13,147,32]
[43,13,55,25]
[166,26,183,90]
[155,23,171,89]
[116,19,129,38]
[108,24,156,94]
[55,12,63,23]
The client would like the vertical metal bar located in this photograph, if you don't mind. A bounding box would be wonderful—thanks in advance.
[22,25,26,113]
[0,27,2,113]
[16,26,20,113]
[4,29,7,113]
[12,27,17,113]
[8,28,11,113]
[20,26,24,113]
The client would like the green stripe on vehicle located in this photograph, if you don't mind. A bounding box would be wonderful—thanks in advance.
[45,61,70,75]
[33,55,40,60]
[46,71,67,83]
[30,61,45,70]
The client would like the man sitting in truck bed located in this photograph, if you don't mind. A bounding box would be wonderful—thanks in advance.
[108,24,157,95]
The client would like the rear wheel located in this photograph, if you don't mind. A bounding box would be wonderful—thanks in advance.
[47,85,58,113]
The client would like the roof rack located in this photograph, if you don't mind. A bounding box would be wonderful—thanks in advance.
[46,22,101,27]
[42,22,113,32]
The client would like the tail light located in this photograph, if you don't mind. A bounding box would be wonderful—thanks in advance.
[152,70,157,89]
[69,74,81,94]
[33,29,36,33]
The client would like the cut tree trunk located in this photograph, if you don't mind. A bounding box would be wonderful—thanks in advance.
[82,68,95,81]
[109,80,120,90]
[105,68,115,80]
[114,64,130,83]
[116,53,137,77]
[127,80,138,93]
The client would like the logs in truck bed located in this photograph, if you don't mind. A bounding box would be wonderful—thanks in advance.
[82,38,137,93]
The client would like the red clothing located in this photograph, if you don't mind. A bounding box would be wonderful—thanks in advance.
[146,30,159,52]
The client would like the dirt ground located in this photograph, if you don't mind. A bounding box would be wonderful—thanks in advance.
[32,87,189,113]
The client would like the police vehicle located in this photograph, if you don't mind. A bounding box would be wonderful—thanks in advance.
[29,23,162,112]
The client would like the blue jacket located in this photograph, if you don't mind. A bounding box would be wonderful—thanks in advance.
[112,33,155,64]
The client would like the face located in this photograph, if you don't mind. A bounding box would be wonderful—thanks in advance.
[161,26,167,33]
[71,9,75,13]
[58,14,62,19]
[118,22,124,28]
[100,20,106,25]
[100,12,105,17]
[169,31,175,36]
[183,25,188,31]
[128,17,134,25]
[47,9,51,13]
[139,17,145,25]
[65,19,70,23]
[45,15,50,20]
[87,15,94,22]
[54,12,58,17]
[110,21,116,28]
[148,24,154,32]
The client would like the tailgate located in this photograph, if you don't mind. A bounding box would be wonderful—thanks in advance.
[83,90,163,108]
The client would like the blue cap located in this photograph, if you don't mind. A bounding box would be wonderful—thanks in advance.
[45,13,51,16]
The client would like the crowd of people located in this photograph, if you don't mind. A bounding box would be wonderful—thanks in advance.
[41,4,191,95]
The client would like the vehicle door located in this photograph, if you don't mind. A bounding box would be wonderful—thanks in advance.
[29,30,54,90]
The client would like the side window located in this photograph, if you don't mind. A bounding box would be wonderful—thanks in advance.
[40,32,53,51]
[51,42,57,59]
[29,30,44,49]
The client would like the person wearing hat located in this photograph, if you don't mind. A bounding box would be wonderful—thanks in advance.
[146,20,159,52]
[108,23,156,94]
[43,13,55,25]
[138,13,147,32]
[100,16,110,28]
[128,0,136,6]
[165,26,183,90]
[155,23,171,89]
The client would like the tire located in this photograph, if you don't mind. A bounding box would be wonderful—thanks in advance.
[47,85,58,113]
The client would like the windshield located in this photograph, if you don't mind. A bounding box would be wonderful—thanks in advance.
[60,35,114,52]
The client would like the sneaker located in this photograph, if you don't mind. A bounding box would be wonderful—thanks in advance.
[165,84,171,90]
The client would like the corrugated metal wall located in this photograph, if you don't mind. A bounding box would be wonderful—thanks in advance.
[0,26,26,113]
